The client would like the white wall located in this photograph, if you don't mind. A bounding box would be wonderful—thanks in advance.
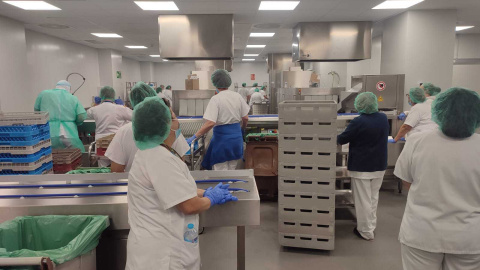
[229,62,269,87]
[347,36,382,89]
[122,57,141,84]
[452,65,480,93]
[452,34,480,94]
[140,61,155,83]
[154,62,196,89]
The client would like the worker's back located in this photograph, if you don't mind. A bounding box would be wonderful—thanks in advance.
[249,92,264,106]
[87,102,132,140]
[35,89,84,122]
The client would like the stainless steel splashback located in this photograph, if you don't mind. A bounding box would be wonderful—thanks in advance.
[292,21,372,62]
[158,15,234,60]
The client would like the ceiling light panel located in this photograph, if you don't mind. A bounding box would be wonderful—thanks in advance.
[246,45,266,48]
[150,55,161,57]
[91,33,122,38]
[244,54,259,57]
[456,26,474,31]
[259,1,300,11]
[372,0,424,9]
[134,1,179,11]
[242,59,255,61]
[125,46,148,49]
[250,33,275,37]
[3,1,61,10]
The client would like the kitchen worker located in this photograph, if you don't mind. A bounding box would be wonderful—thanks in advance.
[238,83,249,103]
[106,82,190,172]
[247,82,259,103]
[259,85,268,100]
[163,85,173,105]
[421,82,441,105]
[394,87,480,270]
[87,86,132,167]
[34,80,86,151]
[392,87,437,142]
[337,92,389,241]
[186,69,249,170]
[249,88,265,107]
[126,96,237,270]
[156,85,165,97]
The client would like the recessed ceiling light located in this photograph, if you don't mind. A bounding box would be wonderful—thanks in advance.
[246,45,266,48]
[38,23,69,29]
[91,33,122,38]
[134,1,179,10]
[244,54,259,57]
[456,26,474,31]
[3,1,61,10]
[150,55,161,57]
[259,1,299,11]
[250,33,275,37]
[162,59,169,61]
[242,59,256,61]
[125,46,148,49]
[372,0,424,9]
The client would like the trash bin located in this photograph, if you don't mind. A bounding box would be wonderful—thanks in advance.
[0,215,110,270]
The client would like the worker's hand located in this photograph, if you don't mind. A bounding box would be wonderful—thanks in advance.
[204,183,236,206]
[399,137,406,142]
[388,138,397,143]
[186,135,197,145]
[115,98,124,105]
[94,96,101,105]
[398,112,406,121]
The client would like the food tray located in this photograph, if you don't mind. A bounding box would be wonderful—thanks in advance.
[53,156,82,173]
[96,148,107,156]
[0,123,50,137]
[0,131,50,147]
[0,161,53,175]
[0,147,52,163]
[0,112,49,126]
[52,148,82,164]
[96,134,115,148]
[0,154,52,171]
[66,167,111,174]
[0,139,51,155]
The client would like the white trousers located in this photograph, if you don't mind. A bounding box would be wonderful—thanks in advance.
[213,160,239,171]
[401,244,480,270]
[351,177,383,240]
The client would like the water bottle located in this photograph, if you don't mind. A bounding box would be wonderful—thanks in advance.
[184,223,198,243]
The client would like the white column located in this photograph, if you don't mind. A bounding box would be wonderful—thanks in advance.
[140,61,155,83]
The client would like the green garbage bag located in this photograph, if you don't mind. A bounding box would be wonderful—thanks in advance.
[0,215,109,266]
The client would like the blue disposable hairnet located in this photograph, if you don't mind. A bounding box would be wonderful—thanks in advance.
[211,69,232,89]
[56,80,71,91]
[130,82,157,108]
[133,97,172,150]
[100,86,116,101]
[354,92,378,114]
[432,87,480,139]
[409,87,426,104]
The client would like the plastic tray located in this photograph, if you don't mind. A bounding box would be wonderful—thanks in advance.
[0,147,52,163]
[96,134,115,148]
[0,161,53,175]
[0,154,52,171]
[0,139,51,155]
[0,131,50,147]
[52,148,82,164]
[53,157,82,173]
[0,112,49,126]
[96,148,107,156]
[0,123,50,137]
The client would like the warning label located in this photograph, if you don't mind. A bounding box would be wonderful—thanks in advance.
[376,81,386,91]
[378,96,384,102]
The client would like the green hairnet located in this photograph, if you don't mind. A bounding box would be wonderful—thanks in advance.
[211,69,232,89]
[432,86,441,96]
[253,83,258,87]
[242,83,246,87]
[354,92,378,114]
[131,82,157,107]
[166,85,171,90]
[254,88,260,92]
[155,86,163,94]
[133,97,172,150]
[432,87,480,139]
[261,86,266,90]
[409,87,426,104]
[100,86,116,101]
[422,83,437,96]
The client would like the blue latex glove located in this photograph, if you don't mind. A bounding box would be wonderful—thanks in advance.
[94,96,101,105]
[186,135,197,145]
[204,183,238,206]
[115,98,124,105]
[398,112,406,121]
[388,138,396,143]
[399,137,406,141]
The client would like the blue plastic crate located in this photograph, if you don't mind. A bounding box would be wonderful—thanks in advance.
[0,161,53,175]
[0,123,50,137]
[0,131,51,146]
[0,147,52,163]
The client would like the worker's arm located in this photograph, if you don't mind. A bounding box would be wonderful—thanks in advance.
[110,162,126,173]
[176,196,211,215]
[402,180,411,192]
[76,112,87,126]
[197,189,205,197]
[242,115,249,130]
[337,118,360,145]
[195,120,215,137]
[394,124,412,142]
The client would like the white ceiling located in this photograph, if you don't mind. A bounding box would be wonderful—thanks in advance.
[0,0,479,62]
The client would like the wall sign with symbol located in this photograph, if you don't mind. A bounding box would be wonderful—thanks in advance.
[378,96,384,102]
[251,74,255,80]
[376,81,386,91]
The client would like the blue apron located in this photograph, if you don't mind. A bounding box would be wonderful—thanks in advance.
[202,123,243,170]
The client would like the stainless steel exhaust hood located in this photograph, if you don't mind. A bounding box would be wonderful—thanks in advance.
[158,14,234,61]
[292,21,372,62]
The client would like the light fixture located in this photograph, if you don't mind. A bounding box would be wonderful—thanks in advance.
[134,1,179,10]
[372,0,424,9]
[163,59,169,61]
[242,59,255,61]
[125,46,147,49]
[91,33,122,38]
[250,33,275,37]
[456,26,474,31]
[259,1,299,11]
[244,54,259,57]
[3,1,61,10]
[246,45,266,48]
[150,55,161,57]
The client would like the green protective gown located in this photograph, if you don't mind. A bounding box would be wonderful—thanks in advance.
[34,89,87,152]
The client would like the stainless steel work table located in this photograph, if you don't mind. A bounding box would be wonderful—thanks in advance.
[0,170,260,270]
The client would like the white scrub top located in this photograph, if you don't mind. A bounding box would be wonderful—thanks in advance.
[158,92,166,99]
[394,130,480,254]
[425,96,436,105]
[87,102,132,141]
[164,89,173,104]
[203,90,250,126]
[105,123,190,172]
[404,102,438,137]
[126,146,199,270]
[260,90,267,98]
[238,88,249,102]
[249,92,265,106]
[248,87,257,96]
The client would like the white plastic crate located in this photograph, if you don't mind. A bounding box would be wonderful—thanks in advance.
[0,112,49,126]
[279,149,335,167]
[0,154,52,171]
[279,121,337,136]
[279,233,334,250]
[278,205,334,224]
[278,177,335,192]
[278,101,337,122]
[279,134,336,152]
[279,220,334,236]
[279,163,335,179]
[0,139,51,155]
[279,191,335,209]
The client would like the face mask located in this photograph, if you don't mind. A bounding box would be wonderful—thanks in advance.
[408,101,413,106]
[215,89,219,94]
[175,128,182,139]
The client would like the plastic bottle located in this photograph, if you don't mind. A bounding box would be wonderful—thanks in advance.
[184,223,198,243]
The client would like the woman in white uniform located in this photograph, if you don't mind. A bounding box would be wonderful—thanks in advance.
[187,69,250,171]
[126,96,237,270]
[163,85,173,105]
[105,82,189,172]
[392,87,437,142]
[238,83,249,103]
[421,82,441,105]
[394,87,480,270]
[249,88,265,107]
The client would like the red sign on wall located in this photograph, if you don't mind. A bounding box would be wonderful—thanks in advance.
[251,74,255,80]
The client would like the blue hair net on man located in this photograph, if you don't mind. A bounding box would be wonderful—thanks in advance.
[354,92,378,114]
[409,87,426,104]
[211,69,232,89]
[133,97,172,150]
[432,87,480,139]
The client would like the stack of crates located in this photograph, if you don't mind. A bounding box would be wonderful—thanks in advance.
[0,112,53,175]
[278,101,337,250]
[96,134,115,156]
[52,148,82,174]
